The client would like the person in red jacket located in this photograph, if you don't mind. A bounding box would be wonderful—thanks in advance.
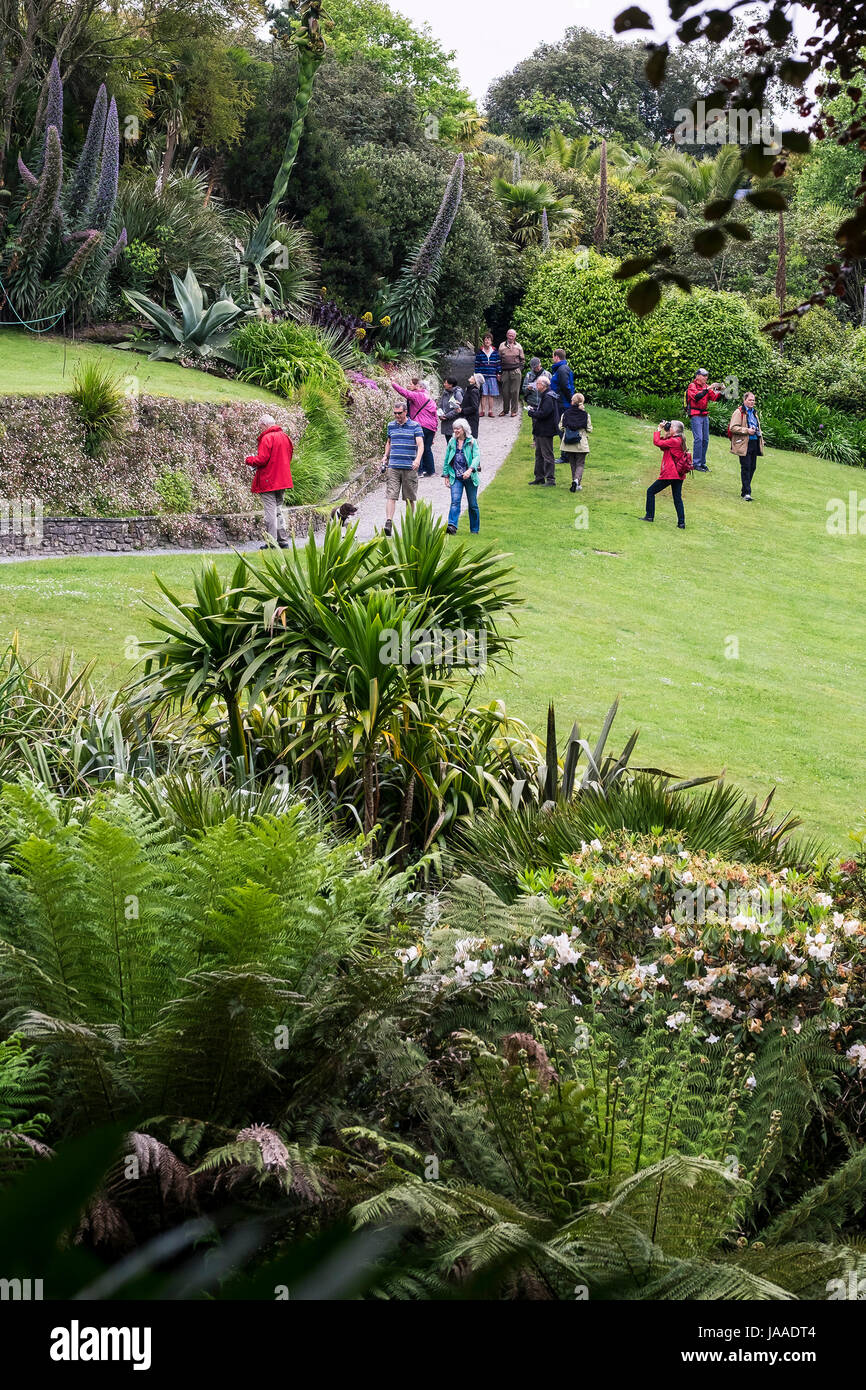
[245,414,294,548]
[642,419,693,529]
[685,369,723,472]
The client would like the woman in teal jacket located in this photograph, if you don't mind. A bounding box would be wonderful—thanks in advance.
[442,418,481,534]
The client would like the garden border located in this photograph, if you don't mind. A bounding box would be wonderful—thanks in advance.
[0,507,324,556]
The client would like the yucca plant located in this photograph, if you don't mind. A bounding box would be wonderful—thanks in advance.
[137,558,254,766]
[122,266,246,362]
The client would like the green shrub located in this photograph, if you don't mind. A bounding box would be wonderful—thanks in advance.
[121,239,161,293]
[69,361,128,457]
[514,251,775,396]
[233,318,347,399]
[155,467,195,514]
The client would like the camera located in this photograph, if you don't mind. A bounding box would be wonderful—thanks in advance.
[660,420,671,430]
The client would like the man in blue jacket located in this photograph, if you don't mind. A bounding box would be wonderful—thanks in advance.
[548,349,574,413]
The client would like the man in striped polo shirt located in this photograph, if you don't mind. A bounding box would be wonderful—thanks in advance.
[380,400,424,536]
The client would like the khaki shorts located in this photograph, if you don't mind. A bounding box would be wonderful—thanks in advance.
[385,466,418,502]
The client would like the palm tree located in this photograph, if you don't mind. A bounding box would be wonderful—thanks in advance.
[655,144,744,216]
[593,138,608,249]
[492,177,578,247]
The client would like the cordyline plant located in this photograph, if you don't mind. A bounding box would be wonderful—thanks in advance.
[384,153,464,349]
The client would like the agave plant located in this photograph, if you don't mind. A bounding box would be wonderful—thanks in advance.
[121,266,247,362]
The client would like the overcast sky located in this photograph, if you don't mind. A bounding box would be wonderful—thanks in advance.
[387,1,818,105]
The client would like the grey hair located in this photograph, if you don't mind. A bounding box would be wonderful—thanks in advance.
[669,419,685,435]
[258,413,277,429]
[530,357,541,370]
[472,372,485,387]
[451,417,471,437]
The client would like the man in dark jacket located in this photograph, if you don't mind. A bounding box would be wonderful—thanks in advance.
[527,377,558,485]
[460,374,482,438]
[437,377,464,441]
[245,413,294,547]
[548,349,574,413]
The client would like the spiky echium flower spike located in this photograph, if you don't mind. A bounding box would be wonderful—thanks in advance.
[61,229,102,285]
[66,84,108,218]
[411,153,464,278]
[541,207,550,251]
[17,155,38,189]
[11,125,63,271]
[513,150,521,182]
[38,58,63,172]
[90,98,120,231]
[108,227,128,264]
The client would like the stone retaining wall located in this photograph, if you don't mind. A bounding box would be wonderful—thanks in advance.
[0,506,324,556]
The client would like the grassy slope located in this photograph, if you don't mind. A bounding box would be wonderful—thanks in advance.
[0,408,863,846]
[0,330,283,405]
[476,409,866,848]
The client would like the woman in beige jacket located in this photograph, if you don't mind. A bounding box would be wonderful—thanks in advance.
[559,392,593,492]
[728,392,763,501]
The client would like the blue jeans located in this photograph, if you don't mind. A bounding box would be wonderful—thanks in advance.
[690,414,709,467]
[448,476,479,532]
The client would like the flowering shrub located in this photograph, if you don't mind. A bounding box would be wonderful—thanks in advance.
[404,835,866,1074]
[0,393,306,516]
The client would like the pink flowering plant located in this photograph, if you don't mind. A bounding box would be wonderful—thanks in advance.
[0,394,306,517]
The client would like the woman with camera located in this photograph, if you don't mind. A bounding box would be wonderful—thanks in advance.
[643,419,694,528]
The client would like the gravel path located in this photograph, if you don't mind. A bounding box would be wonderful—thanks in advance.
[348,410,522,541]
[0,412,523,564]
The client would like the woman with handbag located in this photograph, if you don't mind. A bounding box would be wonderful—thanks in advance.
[474,334,501,418]
[559,392,592,492]
[391,376,438,476]
[728,391,763,500]
[442,418,481,534]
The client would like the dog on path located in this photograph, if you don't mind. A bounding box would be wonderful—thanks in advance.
[330,502,358,527]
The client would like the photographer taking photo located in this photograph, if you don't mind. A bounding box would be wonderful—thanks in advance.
[685,369,723,473]
[642,419,694,528]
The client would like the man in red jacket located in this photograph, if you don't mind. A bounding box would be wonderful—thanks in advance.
[245,414,294,548]
[685,369,723,473]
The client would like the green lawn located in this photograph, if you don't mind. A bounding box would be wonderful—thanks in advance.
[0,407,863,847]
[0,330,283,405]
[476,409,866,849]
